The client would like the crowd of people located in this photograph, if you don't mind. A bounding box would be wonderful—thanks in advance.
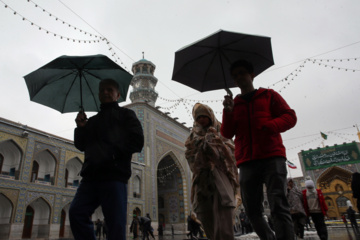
[67,61,359,240]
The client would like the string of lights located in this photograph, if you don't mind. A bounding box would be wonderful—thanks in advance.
[1,1,103,43]
[24,0,103,39]
[286,137,322,151]
[327,131,354,142]
[1,0,130,70]
[105,41,129,71]
[140,164,181,181]
[311,61,359,72]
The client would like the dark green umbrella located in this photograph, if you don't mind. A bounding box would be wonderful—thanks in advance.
[24,54,132,113]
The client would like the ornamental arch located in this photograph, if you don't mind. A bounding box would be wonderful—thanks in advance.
[31,150,57,185]
[64,157,82,188]
[0,139,23,180]
[317,166,354,219]
[157,151,187,228]
[22,197,51,239]
[59,203,71,238]
[0,194,13,239]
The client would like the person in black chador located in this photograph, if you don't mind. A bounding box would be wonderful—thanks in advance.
[95,219,102,239]
[138,216,155,240]
[346,202,359,234]
[157,223,163,239]
[187,213,202,239]
[102,219,108,240]
[130,215,139,239]
[239,209,246,234]
[145,213,155,239]
[69,79,144,240]
[351,172,360,212]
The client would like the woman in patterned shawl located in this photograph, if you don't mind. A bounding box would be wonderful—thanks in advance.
[185,103,240,240]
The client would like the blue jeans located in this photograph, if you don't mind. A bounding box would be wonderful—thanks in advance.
[69,181,128,240]
[239,157,294,240]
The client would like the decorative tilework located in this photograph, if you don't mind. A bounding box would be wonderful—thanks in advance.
[0,132,28,152]
[65,150,84,163]
[26,191,55,207]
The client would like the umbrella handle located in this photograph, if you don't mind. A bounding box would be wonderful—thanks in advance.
[225,88,233,97]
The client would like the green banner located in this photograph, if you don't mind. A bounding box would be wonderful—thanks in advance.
[301,142,360,170]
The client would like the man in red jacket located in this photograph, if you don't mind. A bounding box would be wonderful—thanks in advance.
[221,60,297,240]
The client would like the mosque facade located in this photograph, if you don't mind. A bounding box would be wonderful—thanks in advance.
[297,141,360,219]
[0,58,193,239]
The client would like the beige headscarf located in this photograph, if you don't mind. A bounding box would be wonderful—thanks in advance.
[185,103,239,205]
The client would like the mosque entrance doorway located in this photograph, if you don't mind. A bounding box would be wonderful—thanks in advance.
[157,154,185,230]
[318,166,353,219]
[22,206,34,238]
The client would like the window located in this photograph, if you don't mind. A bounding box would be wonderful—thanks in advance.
[65,169,69,187]
[9,168,15,176]
[336,196,349,207]
[0,154,3,173]
[31,161,39,182]
[73,180,79,187]
[133,176,141,198]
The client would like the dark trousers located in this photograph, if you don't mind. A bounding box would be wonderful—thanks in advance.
[69,181,128,240]
[310,213,328,240]
[291,213,305,238]
[239,157,294,240]
[240,222,245,234]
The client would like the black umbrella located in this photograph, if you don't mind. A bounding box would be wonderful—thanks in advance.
[171,30,274,96]
[24,54,132,113]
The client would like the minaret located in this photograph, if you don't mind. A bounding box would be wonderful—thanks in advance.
[129,54,158,107]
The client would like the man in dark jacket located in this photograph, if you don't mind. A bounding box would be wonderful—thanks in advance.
[69,79,144,240]
[221,60,297,240]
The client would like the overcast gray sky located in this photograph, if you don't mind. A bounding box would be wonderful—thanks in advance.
[1,0,360,177]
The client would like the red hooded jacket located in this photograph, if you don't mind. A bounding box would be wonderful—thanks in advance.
[302,189,328,216]
[221,88,297,166]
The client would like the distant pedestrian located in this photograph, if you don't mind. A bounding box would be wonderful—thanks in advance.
[351,172,360,212]
[305,217,312,230]
[95,219,102,240]
[346,201,359,234]
[103,219,108,240]
[130,215,139,239]
[138,216,153,240]
[171,224,174,236]
[145,213,155,239]
[239,209,246,234]
[157,223,163,237]
[342,214,348,228]
[187,212,202,239]
[302,179,328,240]
[287,178,306,239]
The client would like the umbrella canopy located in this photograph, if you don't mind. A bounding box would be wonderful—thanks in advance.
[24,54,132,113]
[172,30,274,95]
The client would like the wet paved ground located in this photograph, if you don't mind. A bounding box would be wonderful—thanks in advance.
[124,227,360,239]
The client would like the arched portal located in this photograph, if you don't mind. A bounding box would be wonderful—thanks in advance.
[59,209,66,238]
[317,166,354,219]
[157,154,185,228]
[0,139,22,180]
[32,150,57,185]
[59,203,71,238]
[22,206,34,239]
[65,157,82,188]
[0,194,13,239]
[22,198,51,239]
